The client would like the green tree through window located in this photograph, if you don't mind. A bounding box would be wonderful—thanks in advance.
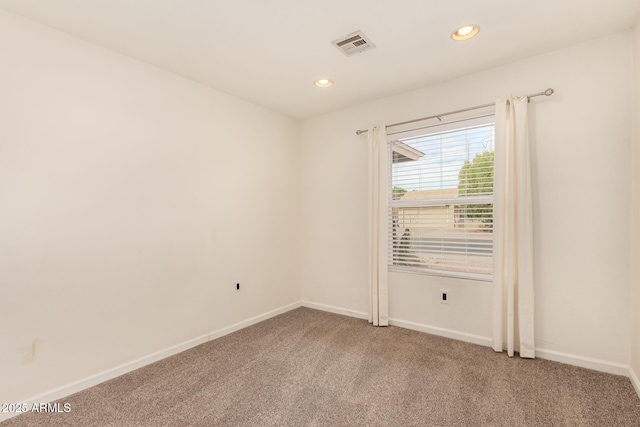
[392,186,407,200]
[458,151,494,228]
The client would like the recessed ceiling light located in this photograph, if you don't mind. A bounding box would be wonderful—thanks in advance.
[314,79,333,88]
[451,25,480,41]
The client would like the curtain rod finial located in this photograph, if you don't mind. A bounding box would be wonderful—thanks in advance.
[544,88,554,96]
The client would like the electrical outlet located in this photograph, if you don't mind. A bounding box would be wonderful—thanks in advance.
[235,283,240,293]
[440,290,449,304]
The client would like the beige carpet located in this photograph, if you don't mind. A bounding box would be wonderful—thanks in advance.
[4,307,640,426]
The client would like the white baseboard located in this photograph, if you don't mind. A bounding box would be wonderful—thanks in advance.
[301,301,635,380]
[390,318,631,378]
[208,301,302,340]
[0,333,211,423]
[301,301,492,347]
[535,348,629,376]
[0,301,302,423]
[5,300,635,423]
[630,367,640,399]
[301,301,492,348]
[301,300,368,320]
[388,317,493,348]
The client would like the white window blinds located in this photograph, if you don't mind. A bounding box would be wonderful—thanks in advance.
[389,118,495,281]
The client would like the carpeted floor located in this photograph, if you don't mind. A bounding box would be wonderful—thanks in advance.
[4,307,640,426]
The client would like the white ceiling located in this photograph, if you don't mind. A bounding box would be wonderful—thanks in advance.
[1,1,639,119]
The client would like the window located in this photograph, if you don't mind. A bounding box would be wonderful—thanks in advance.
[389,117,495,281]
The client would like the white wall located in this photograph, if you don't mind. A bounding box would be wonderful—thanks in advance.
[300,32,633,366]
[0,9,300,404]
[631,17,640,381]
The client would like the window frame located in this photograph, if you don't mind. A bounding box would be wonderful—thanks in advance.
[387,116,495,282]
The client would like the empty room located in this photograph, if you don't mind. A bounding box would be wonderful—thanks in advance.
[2,1,640,425]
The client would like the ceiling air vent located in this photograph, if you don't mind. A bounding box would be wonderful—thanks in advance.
[332,31,376,57]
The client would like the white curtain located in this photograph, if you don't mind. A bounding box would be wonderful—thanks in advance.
[492,96,535,358]
[368,125,389,326]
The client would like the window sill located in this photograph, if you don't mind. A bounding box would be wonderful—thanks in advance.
[388,265,492,282]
